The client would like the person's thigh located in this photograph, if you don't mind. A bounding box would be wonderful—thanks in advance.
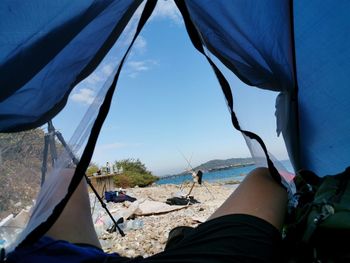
[46,169,101,249]
[208,167,288,230]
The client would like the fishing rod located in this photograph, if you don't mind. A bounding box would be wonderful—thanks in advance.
[178,150,215,199]
[178,151,194,191]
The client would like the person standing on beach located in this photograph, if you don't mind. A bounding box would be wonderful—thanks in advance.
[106,162,111,174]
[191,170,203,185]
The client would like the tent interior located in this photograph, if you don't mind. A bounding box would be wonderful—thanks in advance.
[1,0,350,258]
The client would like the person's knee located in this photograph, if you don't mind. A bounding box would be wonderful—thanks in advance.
[244,167,288,204]
[246,167,273,182]
[207,166,288,228]
[250,167,270,176]
[247,167,283,187]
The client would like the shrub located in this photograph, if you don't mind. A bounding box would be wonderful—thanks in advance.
[114,171,158,188]
[86,163,99,177]
[113,159,158,188]
[114,173,132,188]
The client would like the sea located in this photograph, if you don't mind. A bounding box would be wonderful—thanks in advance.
[157,160,293,185]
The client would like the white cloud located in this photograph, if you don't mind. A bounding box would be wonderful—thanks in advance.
[84,62,115,86]
[133,36,147,54]
[73,62,115,104]
[128,61,149,72]
[85,72,102,85]
[102,63,114,76]
[126,59,158,78]
[70,88,96,105]
[151,0,182,25]
[127,72,137,78]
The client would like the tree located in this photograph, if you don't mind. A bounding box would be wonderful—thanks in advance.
[114,159,158,188]
[115,158,149,174]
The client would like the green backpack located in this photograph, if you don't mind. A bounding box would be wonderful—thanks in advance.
[283,167,350,262]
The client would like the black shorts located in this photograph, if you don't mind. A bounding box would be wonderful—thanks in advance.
[7,214,282,263]
[119,214,282,263]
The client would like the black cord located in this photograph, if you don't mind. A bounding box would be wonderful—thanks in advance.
[174,0,284,189]
[18,0,157,248]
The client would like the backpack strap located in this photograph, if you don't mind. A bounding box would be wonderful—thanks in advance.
[302,202,334,242]
[283,167,350,262]
[299,167,350,242]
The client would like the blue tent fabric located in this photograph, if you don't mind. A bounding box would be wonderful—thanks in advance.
[1,0,349,174]
[184,0,301,171]
[0,0,110,101]
[3,0,157,252]
[0,0,142,132]
[184,0,295,93]
[0,0,349,203]
[295,0,350,176]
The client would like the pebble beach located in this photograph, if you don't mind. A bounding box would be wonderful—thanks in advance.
[94,182,239,258]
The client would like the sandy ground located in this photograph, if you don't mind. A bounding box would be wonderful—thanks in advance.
[94,182,239,258]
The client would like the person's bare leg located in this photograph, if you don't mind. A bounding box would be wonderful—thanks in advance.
[46,169,101,248]
[208,167,288,230]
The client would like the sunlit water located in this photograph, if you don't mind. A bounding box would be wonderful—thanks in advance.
[157,160,293,185]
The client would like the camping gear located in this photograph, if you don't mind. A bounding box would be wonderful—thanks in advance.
[105,191,137,203]
[283,168,350,262]
[166,196,199,206]
[183,170,214,199]
[1,0,350,259]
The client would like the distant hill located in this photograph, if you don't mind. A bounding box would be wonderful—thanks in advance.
[167,157,254,177]
[194,157,254,172]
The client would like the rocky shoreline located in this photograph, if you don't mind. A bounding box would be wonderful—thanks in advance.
[95,182,238,258]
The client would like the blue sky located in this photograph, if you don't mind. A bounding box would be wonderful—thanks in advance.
[55,1,288,176]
